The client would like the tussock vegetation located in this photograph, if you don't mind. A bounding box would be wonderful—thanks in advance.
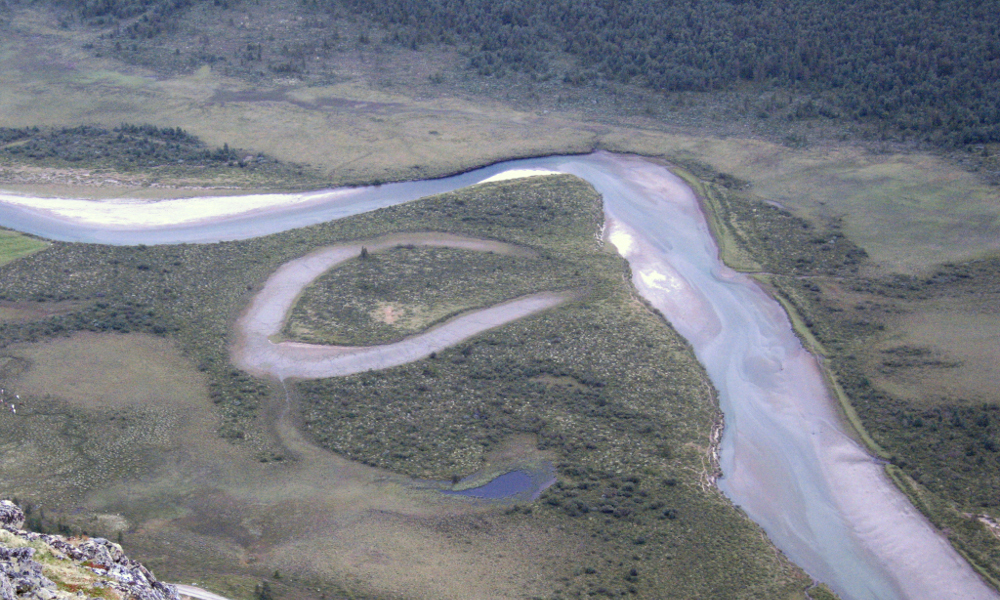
[37,0,1000,147]
[699,166,1000,586]
[0,175,807,598]
[0,124,310,186]
[284,246,574,345]
[299,297,708,479]
[0,334,210,512]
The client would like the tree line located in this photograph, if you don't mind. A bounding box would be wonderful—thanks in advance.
[333,0,1000,146]
[16,0,1000,146]
[0,123,258,168]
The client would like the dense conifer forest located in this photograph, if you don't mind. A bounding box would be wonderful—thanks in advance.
[13,0,999,147]
[346,0,1000,146]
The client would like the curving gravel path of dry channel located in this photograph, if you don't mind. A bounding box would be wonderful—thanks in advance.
[229,232,572,380]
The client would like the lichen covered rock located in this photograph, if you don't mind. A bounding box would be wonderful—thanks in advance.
[0,501,178,600]
[0,503,24,531]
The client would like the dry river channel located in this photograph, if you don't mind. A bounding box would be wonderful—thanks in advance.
[1,152,996,600]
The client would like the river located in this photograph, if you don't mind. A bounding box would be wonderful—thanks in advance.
[0,152,995,600]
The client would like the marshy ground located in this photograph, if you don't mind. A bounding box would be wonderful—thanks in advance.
[0,176,808,599]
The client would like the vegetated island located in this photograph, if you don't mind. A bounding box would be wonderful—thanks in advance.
[282,244,567,346]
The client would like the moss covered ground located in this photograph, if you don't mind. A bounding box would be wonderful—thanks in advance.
[284,246,574,346]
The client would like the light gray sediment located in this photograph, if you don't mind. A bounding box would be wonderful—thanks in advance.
[229,232,570,379]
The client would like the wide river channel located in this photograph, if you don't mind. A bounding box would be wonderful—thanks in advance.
[0,152,995,600]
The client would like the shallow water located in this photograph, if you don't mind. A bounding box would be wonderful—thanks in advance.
[1,152,995,600]
[443,467,556,501]
[444,471,535,500]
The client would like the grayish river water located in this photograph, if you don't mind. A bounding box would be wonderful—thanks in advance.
[1,152,995,600]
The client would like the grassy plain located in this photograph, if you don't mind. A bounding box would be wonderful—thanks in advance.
[10,332,207,411]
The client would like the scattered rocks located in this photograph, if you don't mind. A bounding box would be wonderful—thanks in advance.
[0,501,179,600]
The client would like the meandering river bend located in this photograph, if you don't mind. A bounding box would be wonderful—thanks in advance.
[1,152,995,600]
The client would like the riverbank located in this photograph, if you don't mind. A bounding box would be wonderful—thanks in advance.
[679,155,1000,592]
[572,153,996,600]
[1,153,997,599]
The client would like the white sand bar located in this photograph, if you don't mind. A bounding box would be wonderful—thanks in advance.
[0,188,359,228]
[477,168,561,184]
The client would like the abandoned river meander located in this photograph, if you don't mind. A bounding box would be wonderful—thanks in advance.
[0,152,995,600]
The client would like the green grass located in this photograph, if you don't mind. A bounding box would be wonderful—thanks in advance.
[0,228,47,266]
[670,165,761,273]
[807,583,843,600]
[756,276,828,357]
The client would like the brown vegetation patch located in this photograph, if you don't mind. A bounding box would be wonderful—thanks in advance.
[529,373,588,391]
[373,303,403,325]
[7,332,207,410]
[0,300,89,324]
[873,297,1000,405]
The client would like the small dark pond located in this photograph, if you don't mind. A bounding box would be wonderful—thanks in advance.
[442,466,555,501]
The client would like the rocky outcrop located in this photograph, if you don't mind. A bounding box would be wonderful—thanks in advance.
[0,503,24,530]
[0,501,179,600]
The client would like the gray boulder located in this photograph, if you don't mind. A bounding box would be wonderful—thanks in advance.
[0,502,24,530]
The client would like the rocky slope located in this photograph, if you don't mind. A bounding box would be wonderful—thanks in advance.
[0,501,179,600]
